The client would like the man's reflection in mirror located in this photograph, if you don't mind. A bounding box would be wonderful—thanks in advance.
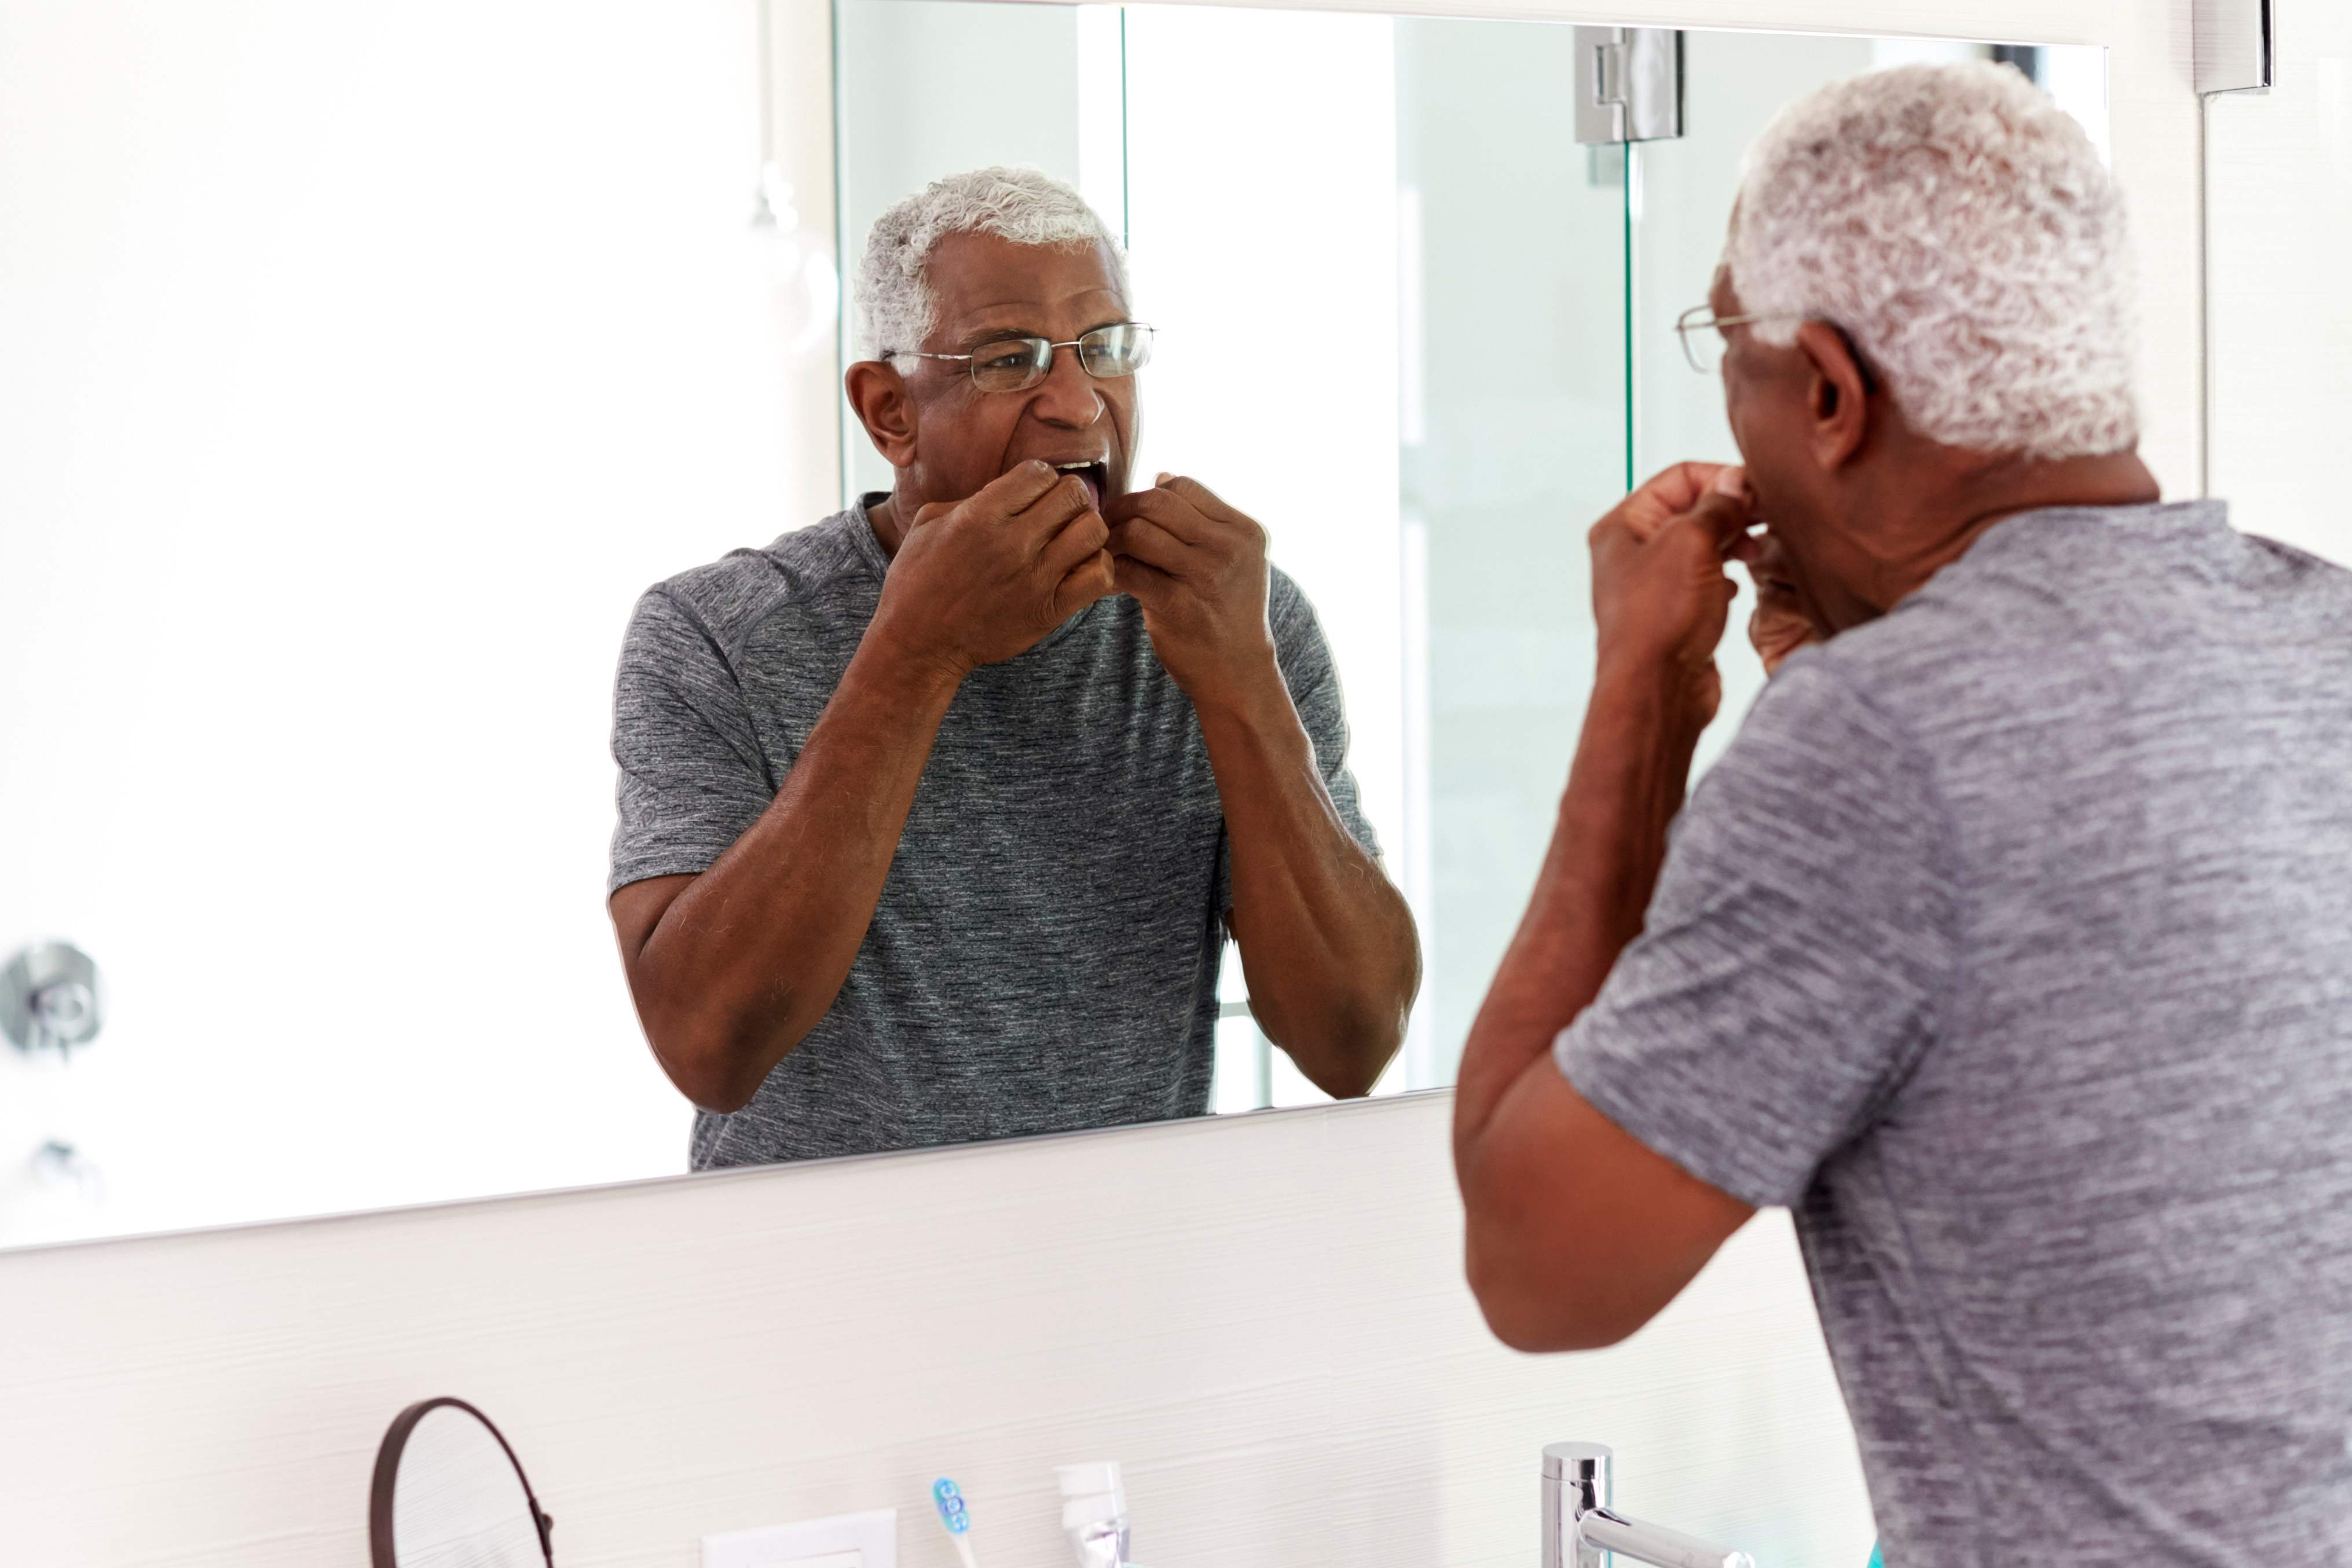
[606,166,1419,1166]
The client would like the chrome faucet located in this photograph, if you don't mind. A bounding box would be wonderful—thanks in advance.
[1543,1442,1756,1568]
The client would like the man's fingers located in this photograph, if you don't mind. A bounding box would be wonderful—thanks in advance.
[1746,557,1803,602]
[1053,549,1120,617]
[1154,472,1239,518]
[975,459,1069,518]
[1107,485,1216,544]
[1681,481,1757,555]
[1038,508,1111,580]
[1621,460,1734,540]
[1107,516,1190,574]
[1611,467,1752,566]
[1742,526,1797,582]
[1008,472,1096,539]
[1111,553,1175,607]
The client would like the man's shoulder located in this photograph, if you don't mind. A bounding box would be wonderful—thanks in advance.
[1264,563,1325,648]
[1825,499,2343,685]
[632,508,881,657]
[1779,497,2352,794]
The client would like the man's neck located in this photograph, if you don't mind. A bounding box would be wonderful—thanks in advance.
[866,492,907,559]
[1855,448,2161,620]
[860,493,931,566]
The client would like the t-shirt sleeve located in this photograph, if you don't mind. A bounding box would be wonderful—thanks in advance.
[1269,567,1382,864]
[608,585,776,895]
[1554,654,1958,1209]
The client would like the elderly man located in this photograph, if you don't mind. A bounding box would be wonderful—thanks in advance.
[1456,61,2352,1565]
[607,166,1416,1166]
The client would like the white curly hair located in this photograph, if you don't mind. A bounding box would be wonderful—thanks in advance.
[853,165,1129,364]
[1725,60,2138,460]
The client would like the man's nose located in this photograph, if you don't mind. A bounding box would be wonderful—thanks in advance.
[1027,343,1105,427]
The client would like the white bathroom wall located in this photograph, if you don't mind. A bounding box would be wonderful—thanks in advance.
[0,1091,1876,1568]
[0,1,808,1243]
[2206,4,2352,569]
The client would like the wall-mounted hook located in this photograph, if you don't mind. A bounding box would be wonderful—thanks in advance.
[2,943,105,1058]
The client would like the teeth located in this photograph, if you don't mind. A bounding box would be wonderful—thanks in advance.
[1056,461,1097,471]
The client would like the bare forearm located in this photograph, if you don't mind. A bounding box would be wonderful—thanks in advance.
[1453,662,1705,1153]
[1204,668,1419,1097]
[1447,466,1758,1349]
[627,640,963,1111]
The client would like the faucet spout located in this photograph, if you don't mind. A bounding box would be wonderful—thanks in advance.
[1577,1506,1755,1568]
[1541,1441,1754,1568]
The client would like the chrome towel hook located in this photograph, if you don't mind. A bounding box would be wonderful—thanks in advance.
[2,941,104,1058]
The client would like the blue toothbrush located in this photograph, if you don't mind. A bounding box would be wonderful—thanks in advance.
[932,1478,982,1568]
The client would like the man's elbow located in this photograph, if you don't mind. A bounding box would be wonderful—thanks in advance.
[643,1012,779,1116]
[681,1073,759,1118]
[1279,1009,1404,1098]
[657,1043,759,1116]
[1464,1233,1649,1353]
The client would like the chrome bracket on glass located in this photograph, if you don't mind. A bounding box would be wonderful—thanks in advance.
[2194,0,2273,96]
[1573,27,1685,144]
[1543,1441,1755,1568]
[1,942,104,1058]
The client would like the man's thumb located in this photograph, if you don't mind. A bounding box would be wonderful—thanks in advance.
[1684,471,1755,554]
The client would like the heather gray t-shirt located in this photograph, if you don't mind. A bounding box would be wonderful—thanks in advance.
[611,497,1376,1168]
[1559,501,2352,1567]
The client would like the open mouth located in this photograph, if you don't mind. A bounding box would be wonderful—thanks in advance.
[1052,459,1108,511]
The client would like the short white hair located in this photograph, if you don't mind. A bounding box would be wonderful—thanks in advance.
[853,165,1129,363]
[1725,60,2138,460]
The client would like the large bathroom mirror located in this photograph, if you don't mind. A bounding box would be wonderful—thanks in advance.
[0,1,2104,1247]
[829,4,2109,1104]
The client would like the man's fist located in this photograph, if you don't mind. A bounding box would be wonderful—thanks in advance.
[872,460,1118,677]
[1104,474,1278,706]
[1587,462,1753,722]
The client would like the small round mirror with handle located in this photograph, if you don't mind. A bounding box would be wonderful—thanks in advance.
[369,1397,555,1568]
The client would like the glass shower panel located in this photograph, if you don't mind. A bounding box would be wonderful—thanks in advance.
[1395,16,1629,1088]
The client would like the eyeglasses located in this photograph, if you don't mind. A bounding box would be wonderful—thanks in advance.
[1675,305,1883,392]
[1673,306,1805,374]
[891,322,1156,393]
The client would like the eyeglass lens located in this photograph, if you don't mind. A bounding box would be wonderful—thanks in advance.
[968,324,1154,391]
[1676,307,1727,376]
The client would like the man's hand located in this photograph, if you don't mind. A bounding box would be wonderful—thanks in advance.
[1104,475,1277,706]
[1734,527,1822,676]
[1589,461,1756,724]
[871,460,1119,679]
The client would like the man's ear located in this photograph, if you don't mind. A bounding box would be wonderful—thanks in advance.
[844,360,919,469]
[1792,320,1871,472]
